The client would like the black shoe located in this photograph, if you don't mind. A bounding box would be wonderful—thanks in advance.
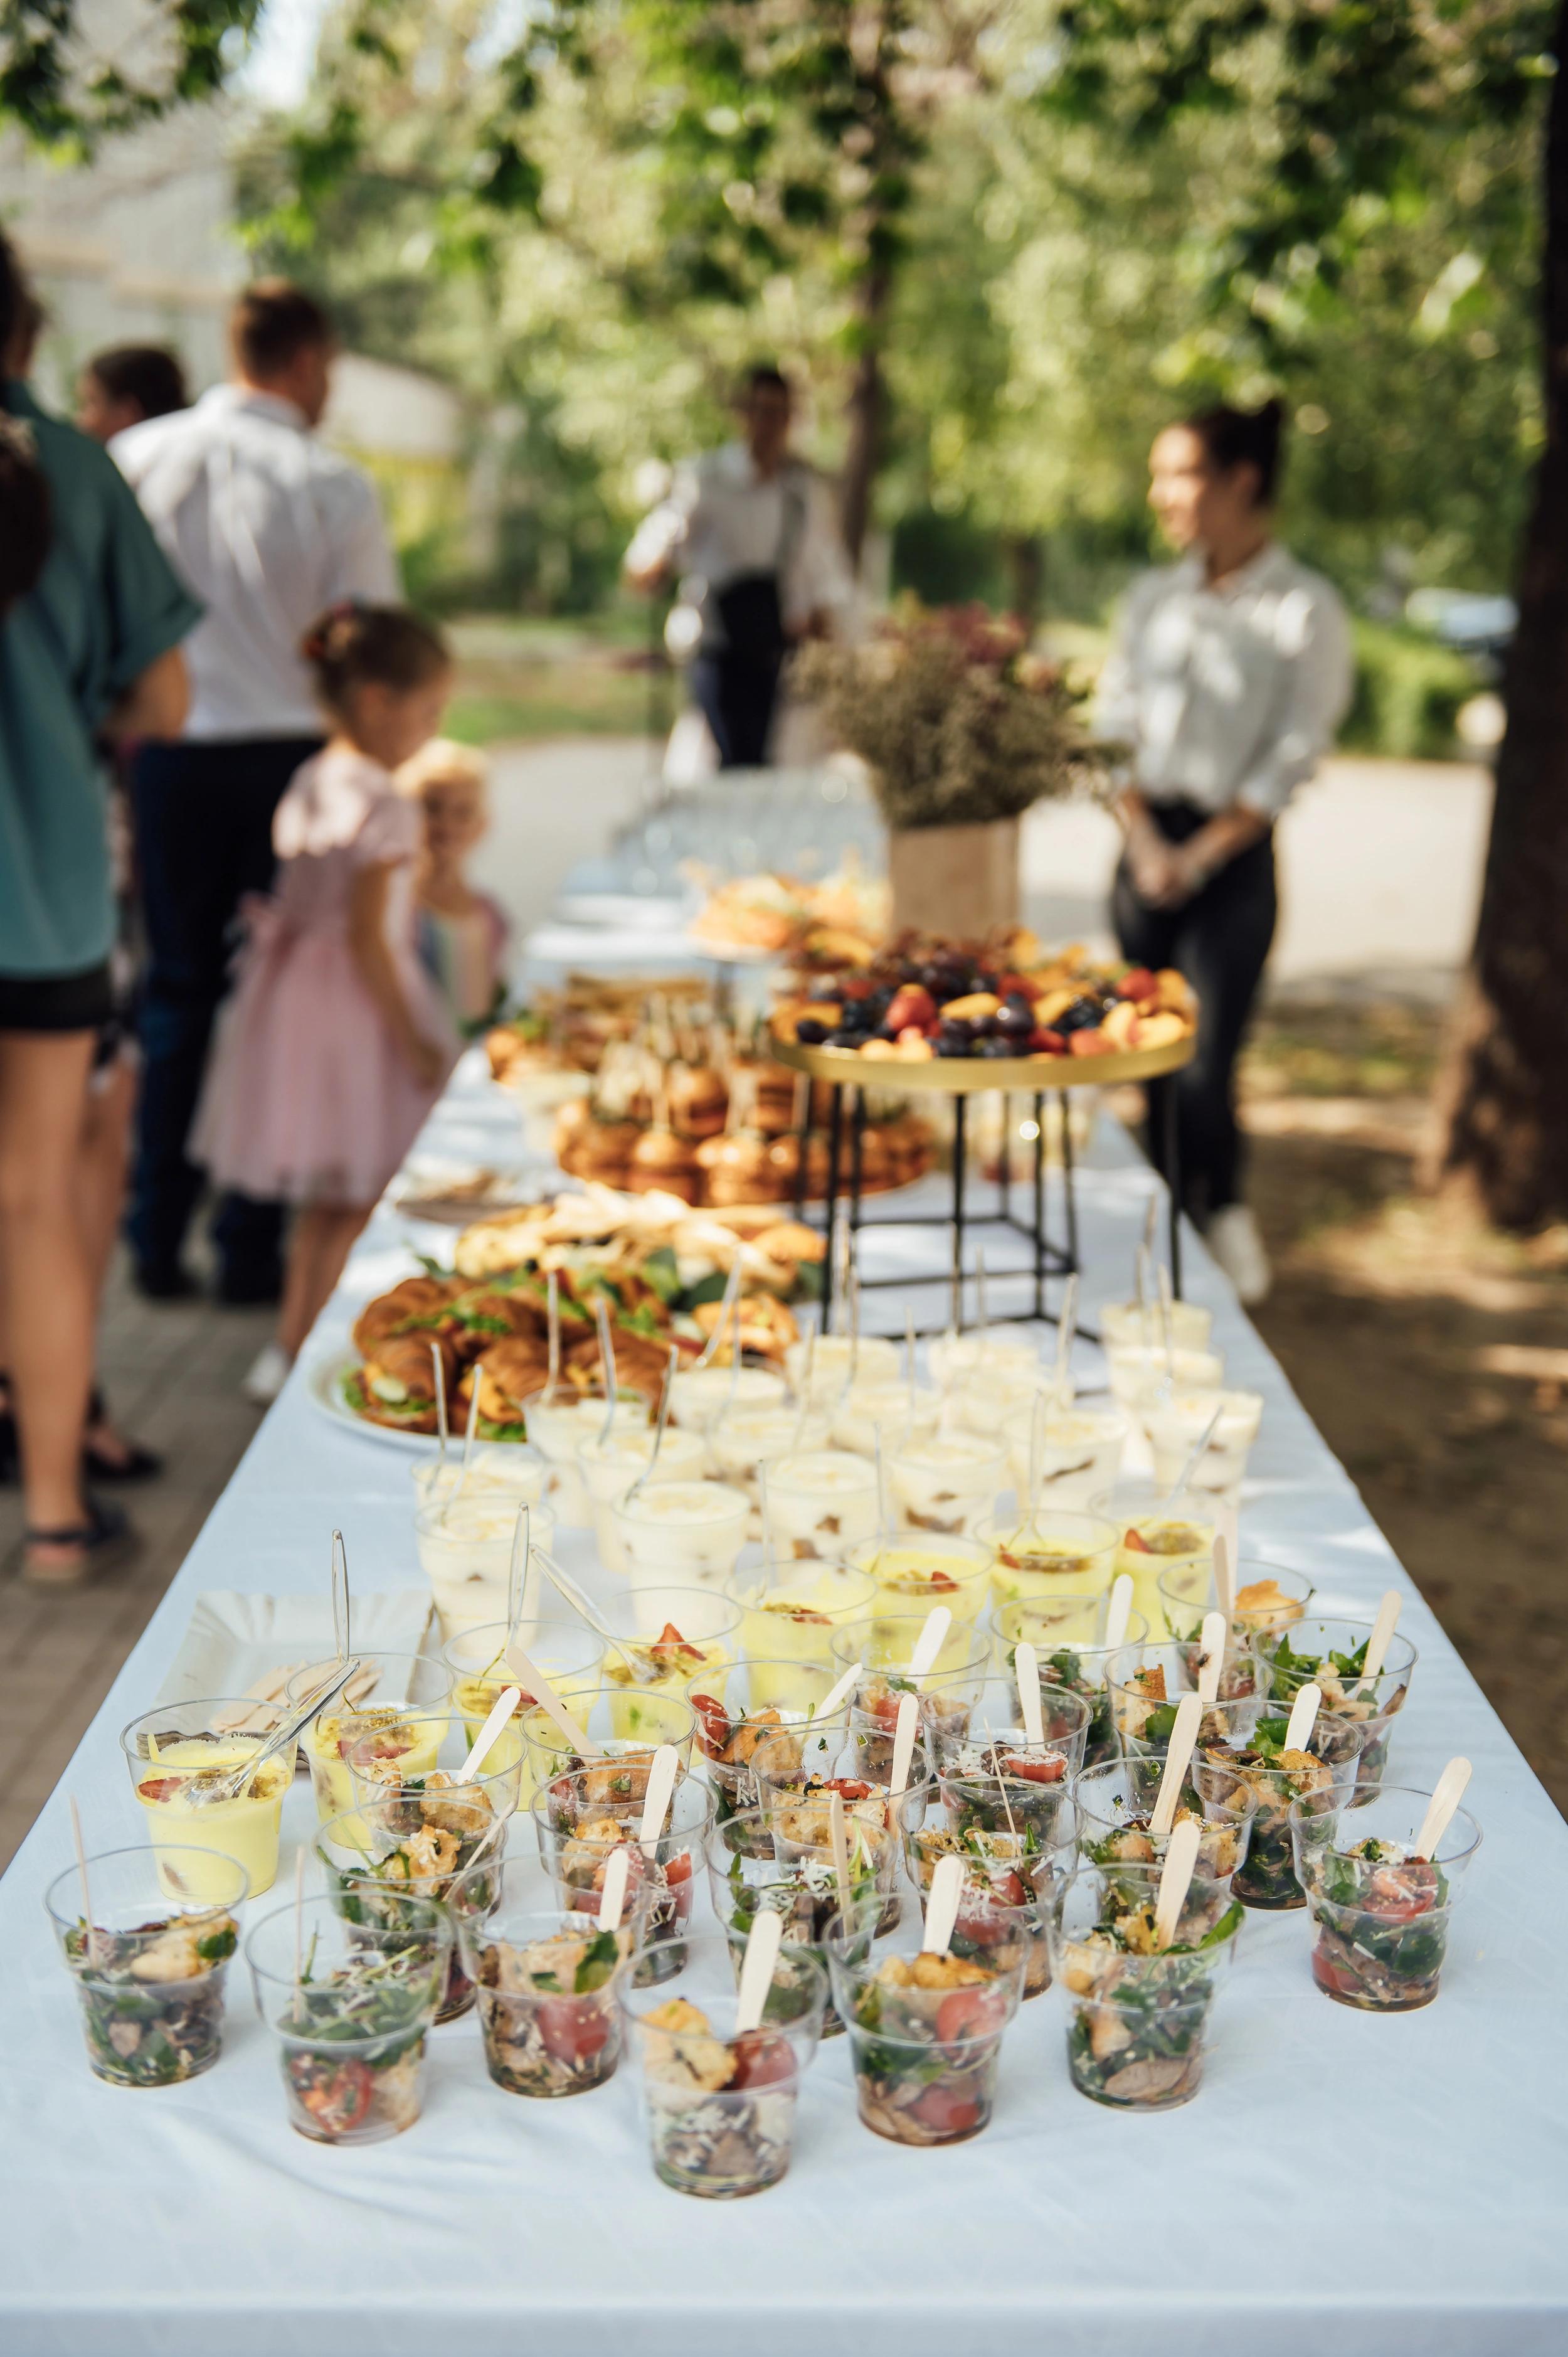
[16,1495,137,1587]
[215,1263,285,1307]
[83,1388,163,1484]
[134,1259,199,1301]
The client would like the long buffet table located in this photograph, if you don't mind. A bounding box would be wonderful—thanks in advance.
[4,1050,1566,2357]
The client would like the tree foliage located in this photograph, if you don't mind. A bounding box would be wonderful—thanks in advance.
[1,0,260,151]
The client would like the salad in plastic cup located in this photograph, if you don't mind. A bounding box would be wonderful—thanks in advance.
[829,1611,992,1775]
[1074,1754,1256,1887]
[45,1845,246,2088]
[1290,1782,1481,2010]
[704,1804,887,2035]
[531,1768,712,1982]
[1050,1862,1243,2110]
[1253,1615,1416,1798]
[450,1849,639,2094]
[904,1780,1079,1998]
[1104,1639,1261,1764]
[686,1657,850,1832]
[1200,1710,1368,1909]
[993,1594,1148,1769]
[317,1779,511,2024]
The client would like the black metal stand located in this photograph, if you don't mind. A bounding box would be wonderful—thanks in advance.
[803,1077,1185,1336]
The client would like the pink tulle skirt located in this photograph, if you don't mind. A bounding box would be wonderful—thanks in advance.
[193,923,457,1208]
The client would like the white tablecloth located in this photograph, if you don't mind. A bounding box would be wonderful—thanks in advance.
[4,1053,1565,2356]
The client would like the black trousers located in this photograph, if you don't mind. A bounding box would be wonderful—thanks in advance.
[691,648,783,769]
[126,735,322,1285]
[1112,798,1277,1223]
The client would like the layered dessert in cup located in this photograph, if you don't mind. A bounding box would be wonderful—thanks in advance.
[621,1928,827,2196]
[1104,1341,1224,1420]
[1289,1783,1483,2011]
[926,1324,1040,1390]
[1001,1400,1127,1514]
[577,1423,708,1571]
[449,1849,638,2094]
[120,1699,292,1899]
[1105,1639,1261,1764]
[414,1491,558,1641]
[994,1594,1151,1769]
[532,1773,712,1985]
[785,1333,899,1403]
[283,1653,453,1824]
[1147,1386,1264,1504]
[669,1362,788,1447]
[978,1508,1118,1615]
[687,1657,851,1831]
[827,1884,1027,2145]
[317,1770,514,2023]
[1253,1615,1417,1797]
[1073,1755,1256,1886]
[710,1403,828,1518]
[45,1845,246,2088]
[1050,1861,1243,2110]
[832,1381,940,1460]
[246,1891,450,2144]
[411,1442,547,1516]
[887,1433,1007,1538]
[614,1481,751,1595]
[845,1530,993,1626]
[1098,1298,1213,1354]
[725,1557,878,1687]
[829,1612,993,1774]
[1091,1477,1217,1638]
[903,1790,1074,1998]
[762,1449,880,1563]
[704,1805,887,2033]
[1200,1708,1369,1908]
[524,1384,650,1525]
[519,1686,698,1813]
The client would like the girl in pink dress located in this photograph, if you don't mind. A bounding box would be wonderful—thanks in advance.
[193,602,458,1388]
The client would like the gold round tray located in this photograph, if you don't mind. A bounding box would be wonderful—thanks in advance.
[769,1029,1196,1094]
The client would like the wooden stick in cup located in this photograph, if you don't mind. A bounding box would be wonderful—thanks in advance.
[69,1796,94,1953]
[818,1659,862,1721]
[1152,1815,1202,1950]
[1103,1574,1135,1654]
[889,1689,921,1801]
[734,1905,783,2035]
[504,1648,601,1755]
[909,1604,951,1680]
[829,1787,854,1922]
[923,1853,965,1957]
[596,1845,631,1932]
[1195,1610,1228,1706]
[1211,1533,1234,1623]
[1283,1681,1322,1755]
[457,1687,522,1783]
[1149,1693,1204,1841]
[637,1743,681,1857]
[1014,1641,1046,1747]
[1414,1758,1473,1861]
[430,1344,449,1461]
[293,1843,306,1987]
[1352,1589,1402,1696]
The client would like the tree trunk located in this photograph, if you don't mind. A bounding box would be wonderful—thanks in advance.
[1006,535,1044,626]
[1429,0,1568,1226]
[839,267,890,570]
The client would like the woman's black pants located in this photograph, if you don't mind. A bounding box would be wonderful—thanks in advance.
[1111,798,1277,1225]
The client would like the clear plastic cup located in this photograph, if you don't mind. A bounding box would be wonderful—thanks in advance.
[931,1690,1092,1782]
[887,1433,1007,1538]
[755,1739,930,1865]
[1050,1861,1242,2110]
[45,1845,246,2087]
[763,1449,880,1563]
[120,1699,292,1900]
[845,1531,994,1625]
[725,1555,877,1674]
[577,1425,709,1570]
[992,1594,1151,1770]
[829,1612,993,1772]
[614,1481,751,1594]
[410,1444,547,1517]
[926,1324,1041,1389]
[1147,1387,1264,1503]
[687,1657,851,1826]
[524,1386,650,1525]
[1290,1783,1483,2011]
[704,1806,887,2035]
[1104,1639,1261,1765]
[670,1363,788,1442]
[1091,1477,1217,1637]
[532,1774,714,1980]
[901,1792,1073,1999]
[596,1584,743,1718]
[1155,1556,1316,1652]
[283,1654,453,1824]
[1001,1400,1128,1513]
[621,1928,827,2196]
[709,1404,829,1506]
[341,1709,527,1829]
[827,1885,1027,2145]
[315,1777,511,2023]
[1073,1755,1257,1886]
[414,1492,558,1640]
[786,1333,899,1402]
[1104,1342,1225,1420]
[519,1684,699,1801]
[978,1508,1118,1615]
[449,1849,639,2094]
[442,1613,607,1757]
[832,1381,941,1458]
[1098,1299,1213,1354]
[246,1892,450,2144]
[1202,1710,1370,1909]
[1253,1615,1418,1798]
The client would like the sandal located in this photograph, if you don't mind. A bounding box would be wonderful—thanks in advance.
[18,1496,137,1588]
[83,1386,163,1484]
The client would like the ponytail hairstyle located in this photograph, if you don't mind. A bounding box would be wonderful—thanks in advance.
[1183,396,1286,506]
[300,600,449,713]
[0,235,51,619]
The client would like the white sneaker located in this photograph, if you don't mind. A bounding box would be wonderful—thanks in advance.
[1205,1205,1272,1306]
[243,1343,294,1406]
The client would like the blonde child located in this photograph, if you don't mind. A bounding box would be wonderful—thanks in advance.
[398,738,510,1029]
[193,602,459,1402]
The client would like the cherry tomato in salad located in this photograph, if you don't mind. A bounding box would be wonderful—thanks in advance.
[729,2028,796,2091]
[909,2081,982,2136]
[690,1693,733,1760]
[1000,1753,1065,1785]
[935,1986,1004,2045]
[290,2055,374,2133]
[1311,1945,1366,2002]
[825,1779,874,1802]
[535,1994,611,2065]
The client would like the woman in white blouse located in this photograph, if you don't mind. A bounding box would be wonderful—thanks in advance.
[1096,400,1352,1304]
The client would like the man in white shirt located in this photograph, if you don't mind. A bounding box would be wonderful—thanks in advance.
[114,281,398,1304]
[625,364,852,767]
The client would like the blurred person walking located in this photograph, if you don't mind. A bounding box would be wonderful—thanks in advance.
[1097,400,1352,1306]
[399,740,509,1031]
[624,362,852,769]
[0,235,198,1582]
[192,605,459,1403]
[77,345,188,443]
[114,282,398,1306]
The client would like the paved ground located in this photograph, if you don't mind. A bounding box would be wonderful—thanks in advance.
[0,742,1501,1868]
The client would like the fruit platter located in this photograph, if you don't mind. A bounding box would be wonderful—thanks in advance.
[770,930,1197,1092]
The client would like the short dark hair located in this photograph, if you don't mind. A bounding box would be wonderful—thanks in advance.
[300,600,449,713]
[743,361,792,400]
[1184,398,1286,505]
[85,344,188,423]
[0,231,29,370]
[230,280,334,381]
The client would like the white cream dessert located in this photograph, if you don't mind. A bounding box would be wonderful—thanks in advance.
[783,1334,899,1402]
[1147,1388,1264,1500]
[1099,1299,1214,1354]
[410,1445,546,1514]
[524,1391,650,1524]
[1001,1401,1128,1511]
[763,1450,880,1562]
[926,1324,1040,1388]
[614,1481,751,1589]
[669,1364,787,1439]
[832,1382,941,1459]
[576,1425,709,1572]
[1105,1343,1224,1417]
[414,1494,556,1640]
[887,1434,1006,1538]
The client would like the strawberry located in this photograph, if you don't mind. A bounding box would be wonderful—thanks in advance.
[886,984,937,1033]
[1118,967,1157,1001]
[1029,1028,1067,1055]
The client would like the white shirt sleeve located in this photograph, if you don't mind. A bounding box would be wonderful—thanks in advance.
[1232,581,1354,819]
[1093,573,1160,753]
[787,474,854,628]
[323,467,401,604]
[624,461,701,580]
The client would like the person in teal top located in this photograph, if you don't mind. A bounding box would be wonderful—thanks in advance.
[0,231,198,1584]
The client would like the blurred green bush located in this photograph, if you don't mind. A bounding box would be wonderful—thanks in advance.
[1342,620,1482,760]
